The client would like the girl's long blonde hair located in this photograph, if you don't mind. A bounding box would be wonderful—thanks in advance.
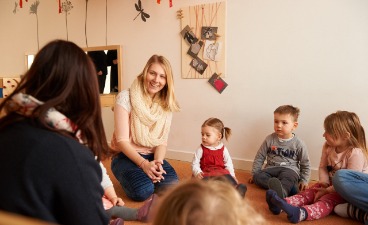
[324,111,367,157]
[152,179,264,225]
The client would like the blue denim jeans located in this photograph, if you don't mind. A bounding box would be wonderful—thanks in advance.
[333,169,368,212]
[111,153,178,201]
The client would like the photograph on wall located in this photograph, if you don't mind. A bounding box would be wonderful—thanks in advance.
[203,40,223,61]
[187,40,203,58]
[190,56,208,75]
[180,25,198,45]
[201,26,218,40]
[208,73,228,94]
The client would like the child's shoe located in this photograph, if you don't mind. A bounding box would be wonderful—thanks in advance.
[335,203,368,223]
[137,193,158,222]
[110,218,124,225]
[236,183,247,198]
[268,177,286,198]
[334,203,349,218]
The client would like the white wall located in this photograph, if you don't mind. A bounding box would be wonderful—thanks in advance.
[1,0,368,179]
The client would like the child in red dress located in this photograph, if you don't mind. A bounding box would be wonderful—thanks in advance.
[192,117,247,197]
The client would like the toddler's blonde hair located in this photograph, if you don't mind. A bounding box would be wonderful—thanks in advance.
[152,179,264,225]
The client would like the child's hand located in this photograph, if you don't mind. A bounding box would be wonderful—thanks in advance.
[110,197,125,206]
[317,182,329,188]
[248,176,254,184]
[298,182,308,191]
[314,187,329,202]
[195,172,204,179]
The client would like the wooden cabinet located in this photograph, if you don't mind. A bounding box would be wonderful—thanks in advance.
[0,98,4,118]
[100,94,116,107]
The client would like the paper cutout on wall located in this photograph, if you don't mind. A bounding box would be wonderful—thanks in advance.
[134,0,150,22]
[2,78,21,98]
[157,0,173,7]
[208,73,227,94]
[61,0,74,40]
[30,0,40,50]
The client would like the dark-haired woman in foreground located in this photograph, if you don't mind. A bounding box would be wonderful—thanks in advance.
[0,40,112,225]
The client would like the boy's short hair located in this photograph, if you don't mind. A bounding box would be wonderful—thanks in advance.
[274,105,300,122]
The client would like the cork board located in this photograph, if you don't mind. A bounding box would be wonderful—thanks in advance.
[180,1,226,79]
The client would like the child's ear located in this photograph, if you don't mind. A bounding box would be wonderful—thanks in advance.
[218,132,223,140]
[293,121,299,129]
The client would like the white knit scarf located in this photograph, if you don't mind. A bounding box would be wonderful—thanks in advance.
[129,78,172,148]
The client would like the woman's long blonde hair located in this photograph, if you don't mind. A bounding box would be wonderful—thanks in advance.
[137,54,180,112]
[152,179,264,225]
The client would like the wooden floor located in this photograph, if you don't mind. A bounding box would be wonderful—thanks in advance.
[102,159,361,225]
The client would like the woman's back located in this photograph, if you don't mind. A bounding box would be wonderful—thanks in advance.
[0,120,108,225]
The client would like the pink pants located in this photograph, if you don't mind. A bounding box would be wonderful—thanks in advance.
[285,183,346,220]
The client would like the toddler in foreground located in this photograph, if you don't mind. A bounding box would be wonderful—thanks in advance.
[152,179,264,225]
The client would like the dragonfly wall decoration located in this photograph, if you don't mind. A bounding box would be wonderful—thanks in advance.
[133,0,150,22]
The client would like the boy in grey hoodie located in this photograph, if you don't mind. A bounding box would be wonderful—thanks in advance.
[249,105,311,198]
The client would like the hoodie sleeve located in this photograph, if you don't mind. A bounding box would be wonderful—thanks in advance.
[252,136,269,175]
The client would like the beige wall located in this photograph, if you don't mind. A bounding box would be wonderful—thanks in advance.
[1,0,368,179]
